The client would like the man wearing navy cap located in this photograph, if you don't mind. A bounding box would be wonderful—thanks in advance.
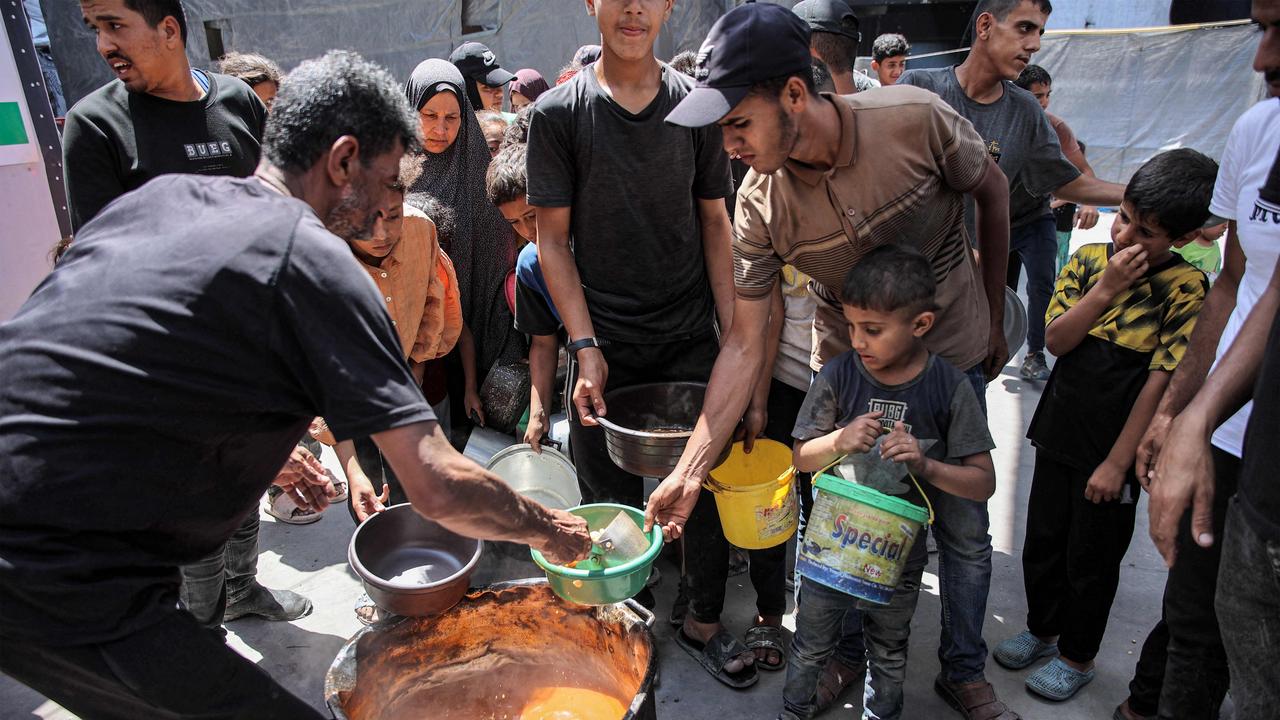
[654,3,1021,719]
[449,41,516,112]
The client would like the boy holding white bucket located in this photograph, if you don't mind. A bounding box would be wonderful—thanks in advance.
[993,149,1218,702]
[781,246,998,720]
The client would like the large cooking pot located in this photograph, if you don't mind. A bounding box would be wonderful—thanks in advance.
[595,381,731,477]
[348,504,482,617]
[325,579,659,720]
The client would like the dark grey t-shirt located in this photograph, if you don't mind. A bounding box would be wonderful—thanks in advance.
[0,175,434,645]
[526,65,733,343]
[901,66,1081,232]
[793,353,994,497]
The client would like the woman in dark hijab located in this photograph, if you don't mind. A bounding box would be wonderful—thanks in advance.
[509,69,550,110]
[403,59,524,434]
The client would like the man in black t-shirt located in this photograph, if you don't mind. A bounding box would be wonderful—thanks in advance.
[0,51,590,720]
[64,0,266,232]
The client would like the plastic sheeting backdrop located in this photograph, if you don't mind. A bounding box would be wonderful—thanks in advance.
[45,0,736,108]
[1032,22,1266,184]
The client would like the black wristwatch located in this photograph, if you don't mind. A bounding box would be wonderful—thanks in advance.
[566,337,607,355]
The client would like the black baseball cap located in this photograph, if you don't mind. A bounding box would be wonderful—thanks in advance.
[449,42,516,87]
[792,0,862,42]
[666,2,813,128]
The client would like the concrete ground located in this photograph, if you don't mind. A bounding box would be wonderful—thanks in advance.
[2,217,1205,720]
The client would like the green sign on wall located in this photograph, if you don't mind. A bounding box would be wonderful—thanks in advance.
[0,102,28,145]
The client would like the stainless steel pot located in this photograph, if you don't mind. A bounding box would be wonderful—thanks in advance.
[347,504,482,617]
[595,381,730,477]
[325,579,659,720]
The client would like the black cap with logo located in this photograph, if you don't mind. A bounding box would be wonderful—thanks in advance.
[665,2,813,128]
[449,42,516,87]
[792,0,862,41]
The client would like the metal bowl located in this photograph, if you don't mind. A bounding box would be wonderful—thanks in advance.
[1005,287,1029,355]
[348,504,482,617]
[485,443,582,510]
[595,381,730,478]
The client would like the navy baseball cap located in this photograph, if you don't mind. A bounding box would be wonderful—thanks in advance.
[792,0,862,42]
[449,42,516,87]
[665,2,813,128]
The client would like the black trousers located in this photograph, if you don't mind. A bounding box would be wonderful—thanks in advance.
[1022,451,1138,663]
[683,376,802,622]
[1126,447,1239,719]
[0,610,323,720]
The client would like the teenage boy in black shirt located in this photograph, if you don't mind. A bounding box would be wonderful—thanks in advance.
[65,0,265,231]
[527,0,769,687]
[0,51,590,719]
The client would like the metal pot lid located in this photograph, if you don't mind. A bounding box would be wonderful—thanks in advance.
[485,442,576,475]
[1004,287,1029,356]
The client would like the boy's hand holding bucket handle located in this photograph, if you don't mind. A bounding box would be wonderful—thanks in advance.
[881,421,926,476]
[834,411,884,455]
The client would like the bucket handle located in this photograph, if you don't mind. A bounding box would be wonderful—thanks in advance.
[814,456,936,526]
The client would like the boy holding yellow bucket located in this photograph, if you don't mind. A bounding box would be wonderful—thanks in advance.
[780,247,997,720]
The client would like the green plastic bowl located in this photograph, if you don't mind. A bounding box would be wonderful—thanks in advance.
[530,503,663,606]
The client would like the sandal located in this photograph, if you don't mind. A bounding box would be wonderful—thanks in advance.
[814,657,864,713]
[1025,658,1094,702]
[744,624,786,671]
[993,630,1057,670]
[353,592,385,626]
[675,627,758,689]
[934,675,1021,719]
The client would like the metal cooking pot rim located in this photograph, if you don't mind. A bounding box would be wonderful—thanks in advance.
[597,381,709,438]
[594,414,694,439]
[530,503,663,579]
[485,442,577,470]
[348,504,483,592]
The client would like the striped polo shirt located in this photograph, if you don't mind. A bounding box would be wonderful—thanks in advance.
[733,85,992,372]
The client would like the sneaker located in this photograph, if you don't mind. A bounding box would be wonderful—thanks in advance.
[1020,351,1051,381]
[265,486,322,525]
[224,582,313,622]
[994,630,1058,670]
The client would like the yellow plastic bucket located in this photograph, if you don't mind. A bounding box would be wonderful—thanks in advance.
[705,440,798,549]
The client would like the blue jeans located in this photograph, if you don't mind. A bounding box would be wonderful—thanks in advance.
[1008,216,1058,353]
[784,540,929,720]
[1215,499,1280,717]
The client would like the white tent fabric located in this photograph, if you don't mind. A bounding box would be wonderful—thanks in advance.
[1032,22,1266,184]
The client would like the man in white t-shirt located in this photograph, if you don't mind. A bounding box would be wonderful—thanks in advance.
[1119,7,1280,715]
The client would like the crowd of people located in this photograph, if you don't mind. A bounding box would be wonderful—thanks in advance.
[1,0,1279,719]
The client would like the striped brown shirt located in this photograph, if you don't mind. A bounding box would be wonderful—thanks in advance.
[733,86,993,372]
